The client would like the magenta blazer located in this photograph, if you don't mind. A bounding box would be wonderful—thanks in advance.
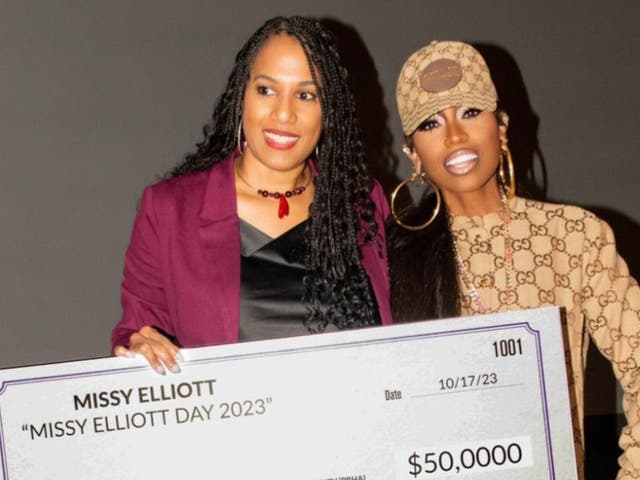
[111,153,392,350]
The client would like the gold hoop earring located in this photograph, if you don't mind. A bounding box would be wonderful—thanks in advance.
[498,144,516,199]
[390,170,442,231]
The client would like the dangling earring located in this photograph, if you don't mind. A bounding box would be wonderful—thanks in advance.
[390,165,442,231]
[498,144,516,199]
[314,145,320,160]
[237,119,244,154]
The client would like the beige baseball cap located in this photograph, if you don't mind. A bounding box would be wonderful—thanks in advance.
[396,40,497,135]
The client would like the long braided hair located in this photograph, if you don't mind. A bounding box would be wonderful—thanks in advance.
[171,16,380,331]
[386,193,460,322]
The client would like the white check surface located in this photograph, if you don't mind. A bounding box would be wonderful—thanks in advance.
[0,307,576,479]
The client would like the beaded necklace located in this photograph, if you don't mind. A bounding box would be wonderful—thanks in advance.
[235,160,312,219]
[450,192,514,314]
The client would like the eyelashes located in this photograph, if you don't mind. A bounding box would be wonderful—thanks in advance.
[462,107,481,119]
[297,91,317,101]
[256,85,274,96]
[417,118,440,131]
[416,107,483,132]
[255,85,317,101]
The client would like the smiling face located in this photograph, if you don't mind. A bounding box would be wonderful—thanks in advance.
[406,106,507,214]
[240,33,322,175]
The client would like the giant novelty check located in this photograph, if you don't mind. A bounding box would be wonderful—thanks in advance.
[0,307,577,479]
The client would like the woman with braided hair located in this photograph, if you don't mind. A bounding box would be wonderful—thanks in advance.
[111,16,391,373]
[387,40,640,478]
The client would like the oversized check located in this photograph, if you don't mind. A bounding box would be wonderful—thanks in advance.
[0,306,576,479]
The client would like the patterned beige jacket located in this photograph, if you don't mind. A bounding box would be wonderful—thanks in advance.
[450,196,640,480]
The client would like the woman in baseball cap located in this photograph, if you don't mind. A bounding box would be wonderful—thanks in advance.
[387,40,640,478]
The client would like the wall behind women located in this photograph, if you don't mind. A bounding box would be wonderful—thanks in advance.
[1,1,638,408]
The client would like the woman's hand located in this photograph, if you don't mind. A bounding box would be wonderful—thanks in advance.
[113,326,183,375]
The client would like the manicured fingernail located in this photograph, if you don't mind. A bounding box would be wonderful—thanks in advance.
[155,365,166,375]
[175,351,184,363]
[124,350,135,358]
[170,364,181,374]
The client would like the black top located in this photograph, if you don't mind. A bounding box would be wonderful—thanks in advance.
[238,218,338,341]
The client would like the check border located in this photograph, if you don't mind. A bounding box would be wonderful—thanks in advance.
[0,320,558,479]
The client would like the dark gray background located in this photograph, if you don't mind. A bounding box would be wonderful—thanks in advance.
[1,0,637,433]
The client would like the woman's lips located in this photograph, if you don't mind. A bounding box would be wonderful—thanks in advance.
[444,149,479,175]
[263,129,299,150]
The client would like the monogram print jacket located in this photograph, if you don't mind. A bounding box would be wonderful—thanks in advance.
[451,196,640,479]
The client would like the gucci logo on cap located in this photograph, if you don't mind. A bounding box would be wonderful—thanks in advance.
[419,59,463,92]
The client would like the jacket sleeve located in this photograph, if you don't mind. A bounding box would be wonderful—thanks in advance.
[581,217,640,479]
[110,186,174,351]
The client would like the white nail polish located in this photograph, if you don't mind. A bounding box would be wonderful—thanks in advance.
[170,364,181,374]
[155,365,166,375]
[175,351,184,363]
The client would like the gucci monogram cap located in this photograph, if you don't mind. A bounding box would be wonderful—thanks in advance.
[396,40,498,135]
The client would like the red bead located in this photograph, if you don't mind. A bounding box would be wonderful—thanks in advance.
[278,195,289,218]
